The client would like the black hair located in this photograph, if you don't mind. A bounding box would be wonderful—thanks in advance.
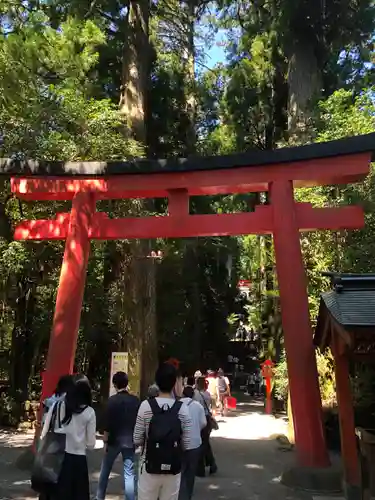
[62,374,92,425]
[112,371,128,390]
[186,376,195,386]
[196,376,206,391]
[155,363,177,393]
[183,386,194,398]
[74,373,90,385]
[55,375,74,396]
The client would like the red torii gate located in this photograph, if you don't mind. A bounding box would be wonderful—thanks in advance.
[5,133,375,469]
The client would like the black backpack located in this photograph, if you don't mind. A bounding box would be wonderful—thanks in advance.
[145,399,183,475]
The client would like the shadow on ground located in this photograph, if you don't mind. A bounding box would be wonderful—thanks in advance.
[0,432,313,499]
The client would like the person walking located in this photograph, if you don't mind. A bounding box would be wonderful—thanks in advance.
[96,371,140,500]
[217,369,230,417]
[40,374,96,500]
[148,383,160,399]
[178,386,206,500]
[193,377,211,411]
[185,376,195,389]
[205,371,218,415]
[193,371,202,387]
[254,370,261,396]
[134,363,192,500]
[41,375,74,426]
[37,374,75,500]
[195,377,217,477]
[247,373,256,397]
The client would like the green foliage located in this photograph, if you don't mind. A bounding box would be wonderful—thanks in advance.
[317,89,375,140]
[274,350,336,407]
[0,0,375,424]
[273,354,288,402]
[0,15,142,161]
[0,88,143,160]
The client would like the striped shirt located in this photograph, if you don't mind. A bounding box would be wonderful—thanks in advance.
[133,397,192,452]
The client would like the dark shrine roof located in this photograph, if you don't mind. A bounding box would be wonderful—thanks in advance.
[314,273,375,352]
[1,132,375,177]
[321,273,375,327]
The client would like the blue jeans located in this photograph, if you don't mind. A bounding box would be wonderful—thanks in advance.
[96,445,136,500]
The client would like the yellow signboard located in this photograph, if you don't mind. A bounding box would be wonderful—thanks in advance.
[109,352,129,396]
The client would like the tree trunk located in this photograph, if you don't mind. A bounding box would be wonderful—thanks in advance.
[87,239,118,400]
[183,0,196,155]
[287,39,321,143]
[120,0,150,144]
[119,0,157,396]
[9,280,36,419]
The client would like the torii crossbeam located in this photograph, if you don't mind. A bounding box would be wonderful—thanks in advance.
[6,132,375,470]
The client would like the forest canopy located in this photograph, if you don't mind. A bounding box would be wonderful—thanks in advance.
[0,0,375,424]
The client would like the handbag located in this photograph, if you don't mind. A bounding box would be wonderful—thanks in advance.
[31,401,66,493]
[200,392,219,431]
[225,396,237,411]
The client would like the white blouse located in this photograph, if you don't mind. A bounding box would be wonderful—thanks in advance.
[41,401,96,456]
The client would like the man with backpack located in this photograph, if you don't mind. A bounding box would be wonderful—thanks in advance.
[134,363,192,500]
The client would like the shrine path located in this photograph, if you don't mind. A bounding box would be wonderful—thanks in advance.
[0,400,343,500]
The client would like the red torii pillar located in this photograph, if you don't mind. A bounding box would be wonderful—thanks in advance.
[41,193,96,400]
[271,180,329,467]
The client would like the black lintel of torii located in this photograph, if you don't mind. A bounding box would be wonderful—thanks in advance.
[0,132,375,177]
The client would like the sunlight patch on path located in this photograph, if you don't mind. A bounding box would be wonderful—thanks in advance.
[0,431,33,449]
[211,412,288,441]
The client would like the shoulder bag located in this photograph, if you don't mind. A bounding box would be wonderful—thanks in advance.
[31,401,66,493]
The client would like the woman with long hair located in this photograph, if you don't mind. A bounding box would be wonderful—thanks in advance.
[41,374,74,426]
[40,374,96,500]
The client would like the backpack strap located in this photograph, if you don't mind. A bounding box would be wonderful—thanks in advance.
[49,400,62,432]
[199,392,212,416]
[148,398,182,415]
[170,400,182,415]
[148,397,163,415]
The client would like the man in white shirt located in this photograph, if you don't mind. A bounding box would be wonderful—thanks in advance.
[178,386,206,500]
[134,364,192,500]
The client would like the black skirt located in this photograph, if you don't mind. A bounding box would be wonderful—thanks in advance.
[56,452,90,500]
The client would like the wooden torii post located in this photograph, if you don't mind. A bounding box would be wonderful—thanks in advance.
[4,132,375,468]
[315,273,375,498]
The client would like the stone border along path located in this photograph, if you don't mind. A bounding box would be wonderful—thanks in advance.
[0,401,345,499]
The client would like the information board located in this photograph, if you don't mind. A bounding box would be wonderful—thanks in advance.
[109,352,129,397]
